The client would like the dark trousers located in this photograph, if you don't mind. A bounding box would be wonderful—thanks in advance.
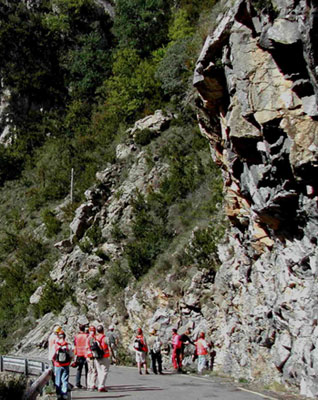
[150,351,162,374]
[76,357,88,387]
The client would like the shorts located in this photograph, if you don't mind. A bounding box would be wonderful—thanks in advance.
[135,351,146,363]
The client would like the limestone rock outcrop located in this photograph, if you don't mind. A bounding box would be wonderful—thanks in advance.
[194,0,318,396]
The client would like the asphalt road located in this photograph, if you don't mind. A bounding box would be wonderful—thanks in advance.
[69,366,275,400]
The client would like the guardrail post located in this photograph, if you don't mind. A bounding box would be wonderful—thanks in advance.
[24,359,29,376]
[0,356,3,372]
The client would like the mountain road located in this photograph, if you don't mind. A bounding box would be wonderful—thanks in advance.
[69,365,279,400]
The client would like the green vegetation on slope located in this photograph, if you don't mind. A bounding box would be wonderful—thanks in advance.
[0,0,223,351]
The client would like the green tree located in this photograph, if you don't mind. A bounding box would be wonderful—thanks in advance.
[125,191,171,279]
[66,31,113,99]
[168,8,195,42]
[175,0,216,23]
[113,0,171,56]
[156,38,194,97]
[99,48,162,123]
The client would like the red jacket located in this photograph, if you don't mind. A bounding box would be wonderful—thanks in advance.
[196,338,208,356]
[53,340,71,367]
[74,332,88,357]
[135,335,148,352]
[172,333,182,349]
[96,333,110,358]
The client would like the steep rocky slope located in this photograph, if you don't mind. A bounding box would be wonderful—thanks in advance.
[16,0,318,398]
[194,0,318,396]
[17,110,223,370]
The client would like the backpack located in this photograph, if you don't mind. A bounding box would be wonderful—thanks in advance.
[133,338,144,352]
[90,339,104,359]
[56,346,70,363]
[152,338,161,353]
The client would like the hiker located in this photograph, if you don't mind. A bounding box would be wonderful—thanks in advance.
[95,325,112,392]
[195,332,210,374]
[208,341,216,371]
[106,324,118,364]
[148,328,163,375]
[179,327,195,362]
[85,326,98,391]
[133,328,149,375]
[73,324,88,389]
[53,330,73,400]
[48,325,62,366]
[171,328,182,372]
[48,325,62,383]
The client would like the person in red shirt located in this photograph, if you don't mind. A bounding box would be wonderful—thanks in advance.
[74,324,88,389]
[95,325,112,392]
[133,328,149,375]
[53,331,73,400]
[171,328,182,372]
[195,332,210,374]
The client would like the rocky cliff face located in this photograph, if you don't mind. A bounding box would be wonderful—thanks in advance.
[16,0,318,397]
[194,0,318,396]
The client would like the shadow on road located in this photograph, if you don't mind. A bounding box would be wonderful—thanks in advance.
[71,384,163,399]
[107,384,163,392]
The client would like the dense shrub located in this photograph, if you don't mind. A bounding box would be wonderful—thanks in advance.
[0,375,26,400]
[168,8,195,42]
[33,279,74,317]
[86,224,103,247]
[0,231,48,270]
[0,146,23,185]
[176,0,217,23]
[113,0,171,56]
[108,262,132,294]
[156,38,194,97]
[124,191,172,279]
[42,209,62,238]
[0,262,35,342]
[134,129,154,146]
[183,224,225,271]
[66,31,113,99]
[99,48,162,123]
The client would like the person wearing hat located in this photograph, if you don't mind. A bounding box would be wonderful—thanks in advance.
[53,330,73,400]
[148,328,163,375]
[48,325,62,363]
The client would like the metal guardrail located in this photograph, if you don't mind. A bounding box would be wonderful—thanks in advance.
[0,355,48,376]
[0,355,52,400]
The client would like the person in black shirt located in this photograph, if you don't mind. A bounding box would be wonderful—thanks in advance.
[179,328,194,362]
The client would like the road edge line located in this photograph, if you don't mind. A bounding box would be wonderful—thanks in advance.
[238,386,278,400]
